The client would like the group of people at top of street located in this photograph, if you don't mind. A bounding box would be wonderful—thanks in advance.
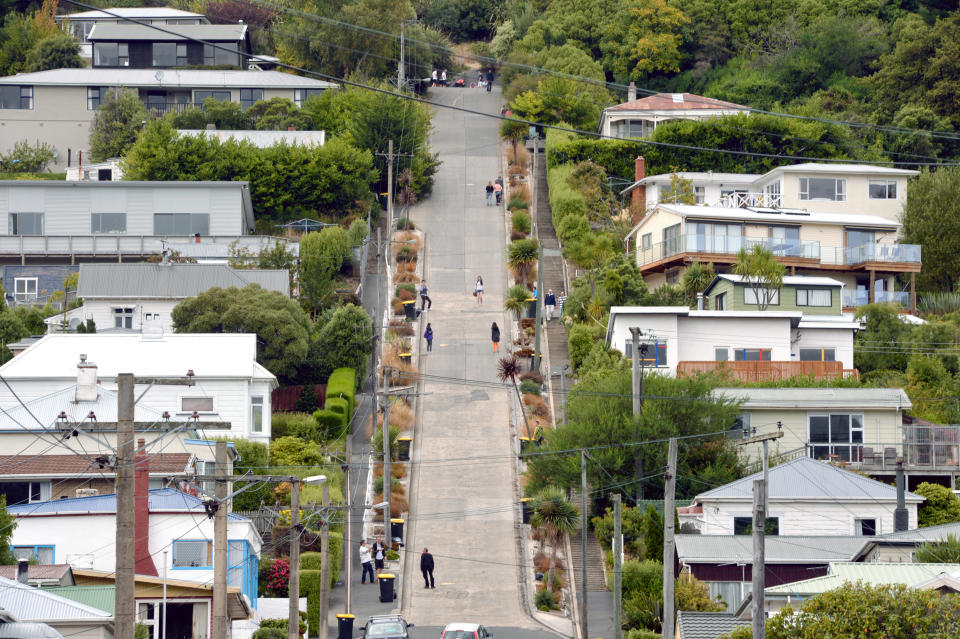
[486,175,504,206]
[431,68,495,91]
[359,537,436,589]
[430,69,448,87]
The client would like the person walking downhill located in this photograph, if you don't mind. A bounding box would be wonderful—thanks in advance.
[544,289,556,321]
[420,548,435,588]
[431,69,438,87]
[493,180,503,205]
[441,69,447,86]
[419,280,432,311]
[424,323,434,353]
[491,322,500,352]
[372,535,386,580]
[485,181,494,206]
[359,540,375,584]
[475,276,484,305]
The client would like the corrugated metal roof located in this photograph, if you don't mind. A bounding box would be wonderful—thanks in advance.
[712,387,912,411]
[61,8,205,20]
[676,611,749,639]
[41,588,114,616]
[88,23,246,41]
[77,264,289,299]
[877,521,960,542]
[766,163,918,176]
[8,488,249,521]
[179,130,325,148]
[656,203,900,229]
[0,69,335,90]
[0,622,64,639]
[766,562,960,596]
[714,273,844,287]
[0,566,72,582]
[0,576,111,620]
[0,453,191,477]
[0,386,171,431]
[676,535,868,564]
[694,457,924,502]
[607,93,748,112]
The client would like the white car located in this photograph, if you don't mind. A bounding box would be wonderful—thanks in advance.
[440,624,493,639]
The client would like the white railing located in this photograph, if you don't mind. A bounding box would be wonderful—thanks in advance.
[717,192,783,208]
[0,235,297,259]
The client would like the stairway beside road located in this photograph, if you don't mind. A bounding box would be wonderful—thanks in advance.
[533,145,569,375]
[569,528,610,592]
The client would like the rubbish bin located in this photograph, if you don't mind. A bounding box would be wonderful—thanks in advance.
[336,614,355,639]
[397,436,412,461]
[378,573,396,602]
[402,300,418,320]
[525,298,538,319]
[521,497,532,524]
[399,352,412,364]
[390,518,405,547]
[519,436,532,454]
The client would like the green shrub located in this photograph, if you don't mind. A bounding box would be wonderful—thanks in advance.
[395,217,415,230]
[374,476,402,495]
[272,412,322,441]
[519,379,541,396]
[569,323,606,370]
[624,630,661,639]
[313,409,344,439]
[557,213,591,246]
[260,617,305,635]
[508,196,530,210]
[512,211,532,234]
[299,569,322,633]
[534,588,556,610]
[396,283,418,297]
[348,219,369,247]
[325,367,356,417]
[547,164,587,228]
[324,397,349,426]
[372,425,401,461]
[385,549,399,560]
[252,629,285,639]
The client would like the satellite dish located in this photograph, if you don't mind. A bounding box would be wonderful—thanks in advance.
[68,318,83,330]
[155,70,164,83]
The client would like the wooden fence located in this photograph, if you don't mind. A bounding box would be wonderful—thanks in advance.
[677,360,857,382]
[271,384,327,412]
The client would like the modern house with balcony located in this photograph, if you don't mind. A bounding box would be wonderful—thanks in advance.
[88,23,252,70]
[56,7,210,62]
[0,68,336,170]
[598,88,750,139]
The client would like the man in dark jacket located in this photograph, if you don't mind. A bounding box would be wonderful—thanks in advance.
[420,548,435,588]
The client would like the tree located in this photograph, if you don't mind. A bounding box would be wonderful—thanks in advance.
[0,496,16,563]
[23,31,83,72]
[89,89,149,161]
[310,304,373,385]
[565,232,616,299]
[497,354,533,439]
[915,482,960,527]
[231,439,272,509]
[732,245,785,311]
[641,504,663,562]
[423,0,500,42]
[299,227,352,313]
[0,140,55,173]
[902,167,960,292]
[530,487,580,593]
[499,119,529,161]
[0,1,57,76]
[507,239,538,287]
[171,285,311,383]
[915,534,960,563]
[170,100,253,131]
[680,261,715,306]
[660,173,696,205]
[599,0,689,80]
[504,284,532,326]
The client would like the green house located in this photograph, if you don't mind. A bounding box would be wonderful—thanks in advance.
[703,274,843,315]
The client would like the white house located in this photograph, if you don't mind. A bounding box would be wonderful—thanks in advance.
[678,457,923,537]
[56,7,210,60]
[0,576,113,639]
[46,263,290,334]
[598,90,750,139]
[0,333,276,442]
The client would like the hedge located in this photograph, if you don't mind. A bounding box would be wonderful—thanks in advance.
[546,164,587,230]
[556,212,590,246]
[325,367,356,418]
[324,397,349,427]
[301,530,343,589]
[252,629,285,639]
[313,409,344,438]
[299,569,323,635]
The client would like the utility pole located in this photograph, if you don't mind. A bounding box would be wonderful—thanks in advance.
[735,432,783,520]
[579,450,588,639]
[752,480,766,639]
[115,373,135,639]
[533,242,544,373]
[318,481,331,639]
[662,438,677,639]
[344,457,353,614]
[387,140,394,224]
[213,441,228,639]
[397,25,404,93]
[559,365,568,425]
[382,367,392,541]
[629,327,643,502]
[288,475,301,639]
[612,493,623,639]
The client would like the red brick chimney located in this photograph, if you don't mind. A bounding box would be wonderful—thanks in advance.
[631,156,647,221]
[134,438,158,576]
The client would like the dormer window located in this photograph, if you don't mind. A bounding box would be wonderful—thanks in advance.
[799,177,845,202]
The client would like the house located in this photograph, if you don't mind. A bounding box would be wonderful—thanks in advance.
[605,298,859,381]
[856,521,960,563]
[599,88,750,139]
[713,387,912,468]
[178,129,326,148]
[0,69,336,170]
[674,534,869,612]
[0,576,113,639]
[0,180,292,264]
[45,263,290,334]
[7,488,261,607]
[0,333,276,442]
[0,565,75,587]
[87,23,251,70]
[678,457,923,537]
[675,610,749,639]
[624,167,759,212]
[0,265,77,308]
[56,7,209,61]
[65,159,123,182]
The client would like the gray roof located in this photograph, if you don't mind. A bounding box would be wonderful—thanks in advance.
[88,23,247,42]
[0,577,111,621]
[676,611,749,639]
[712,387,912,411]
[0,69,336,90]
[675,535,869,564]
[77,263,289,299]
[875,521,960,543]
[694,456,924,503]
[60,8,206,20]
[9,488,249,521]
[0,623,64,639]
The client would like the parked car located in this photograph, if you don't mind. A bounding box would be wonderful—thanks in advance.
[440,624,492,639]
[361,615,414,639]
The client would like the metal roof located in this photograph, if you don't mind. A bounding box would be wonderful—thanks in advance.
[40,588,114,616]
[712,387,912,411]
[0,69,335,90]
[765,562,960,596]
[0,623,64,639]
[607,93,748,112]
[77,263,289,299]
[0,566,72,583]
[8,488,249,520]
[0,385,173,431]
[693,457,924,502]
[676,611,749,639]
[0,453,191,478]
[655,203,900,229]
[60,8,206,20]
[88,23,247,42]
[713,273,845,288]
[875,520,960,543]
[0,576,111,621]
[676,535,868,564]
[762,162,918,177]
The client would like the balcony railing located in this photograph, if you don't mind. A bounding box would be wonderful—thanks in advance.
[717,192,783,208]
[806,430,960,472]
[677,360,856,382]
[845,243,921,265]
[144,102,196,114]
[842,290,909,307]
[0,235,295,260]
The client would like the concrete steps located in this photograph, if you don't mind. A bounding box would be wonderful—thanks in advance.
[569,528,610,591]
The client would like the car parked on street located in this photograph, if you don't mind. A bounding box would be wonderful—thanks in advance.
[361,615,414,639]
[440,623,492,639]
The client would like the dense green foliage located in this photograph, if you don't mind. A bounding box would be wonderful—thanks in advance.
[914,534,960,563]
[0,496,16,564]
[0,140,55,173]
[90,89,149,162]
[902,167,960,292]
[915,482,960,527]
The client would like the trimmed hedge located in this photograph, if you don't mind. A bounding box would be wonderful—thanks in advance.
[299,570,323,634]
[313,409,344,438]
[325,367,356,418]
[252,629,285,639]
[301,531,343,588]
[556,213,590,246]
[546,164,587,230]
[324,397,349,427]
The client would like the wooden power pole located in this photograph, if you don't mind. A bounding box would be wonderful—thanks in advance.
[115,373,135,639]
[612,493,623,639]
[288,475,301,639]
[629,327,643,502]
[579,450,588,639]
[662,438,677,639]
[213,442,228,639]
[319,482,331,639]
[752,479,766,639]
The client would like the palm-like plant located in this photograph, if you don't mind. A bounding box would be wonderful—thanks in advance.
[500,118,529,162]
[504,284,532,326]
[531,487,580,592]
[507,239,538,287]
[680,261,716,307]
[733,245,785,311]
[396,168,418,227]
[497,354,533,439]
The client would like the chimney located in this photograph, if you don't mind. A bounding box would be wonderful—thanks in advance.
[631,156,647,222]
[134,438,159,576]
[697,293,705,310]
[16,559,28,584]
[76,355,98,402]
[628,81,636,102]
[287,126,297,132]
[894,458,908,532]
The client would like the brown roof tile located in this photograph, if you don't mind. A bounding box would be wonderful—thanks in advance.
[608,92,749,112]
[0,564,73,580]
[0,453,192,476]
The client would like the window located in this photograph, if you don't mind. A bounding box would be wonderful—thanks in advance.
[694,186,705,205]
[172,540,212,567]
[845,229,875,248]
[1,481,49,504]
[240,88,263,110]
[809,413,863,462]
[734,348,772,361]
[799,348,836,362]
[690,221,742,253]
[154,213,210,235]
[869,180,897,199]
[641,233,652,251]
[665,267,681,286]
[92,213,126,233]
[176,43,188,66]
[799,177,846,201]
[152,43,177,67]
[714,292,727,311]
[193,91,231,107]
[294,88,326,106]
[14,278,37,302]
[182,397,214,412]
[87,86,108,110]
[764,180,781,199]
[715,347,729,361]
[0,85,33,110]
[735,412,750,433]
[203,43,239,66]
[9,213,43,235]
[856,518,877,536]
[114,307,134,329]
[733,517,779,535]
[251,396,263,433]
[12,545,54,564]
[663,223,681,255]
[624,340,667,366]
[744,287,780,306]
[796,288,832,307]
[93,42,128,67]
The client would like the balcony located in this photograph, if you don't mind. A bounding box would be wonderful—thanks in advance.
[677,360,857,382]
[717,192,783,208]
[143,102,196,114]
[842,290,909,307]
[0,235,295,262]
[807,424,960,472]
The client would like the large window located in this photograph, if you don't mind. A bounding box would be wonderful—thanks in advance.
[93,42,128,67]
[690,221,741,253]
[9,213,43,235]
[2,481,49,504]
[203,43,239,67]
[240,88,263,110]
[14,278,37,302]
[0,85,33,109]
[641,233,652,251]
[193,91,231,107]
[172,540,211,568]
[733,517,779,535]
[154,213,210,236]
[152,43,188,67]
[796,288,832,307]
[251,396,263,433]
[869,180,897,200]
[809,413,863,462]
[87,86,108,110]
[114,307,134,329]
[294,88,325,106]
[181,397,214,412]
[764,180,781,200]
[624,341,668,366]
[733,348,771,361]
[744,287,780,306]
[663,223,681,255]
[12,545,54,564]
[799,348,836,362]
[799,177,846,201]
[92,213,126,234]
[694,186,705,205]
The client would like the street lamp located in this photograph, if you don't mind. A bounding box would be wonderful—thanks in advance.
[304,475,327,486]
